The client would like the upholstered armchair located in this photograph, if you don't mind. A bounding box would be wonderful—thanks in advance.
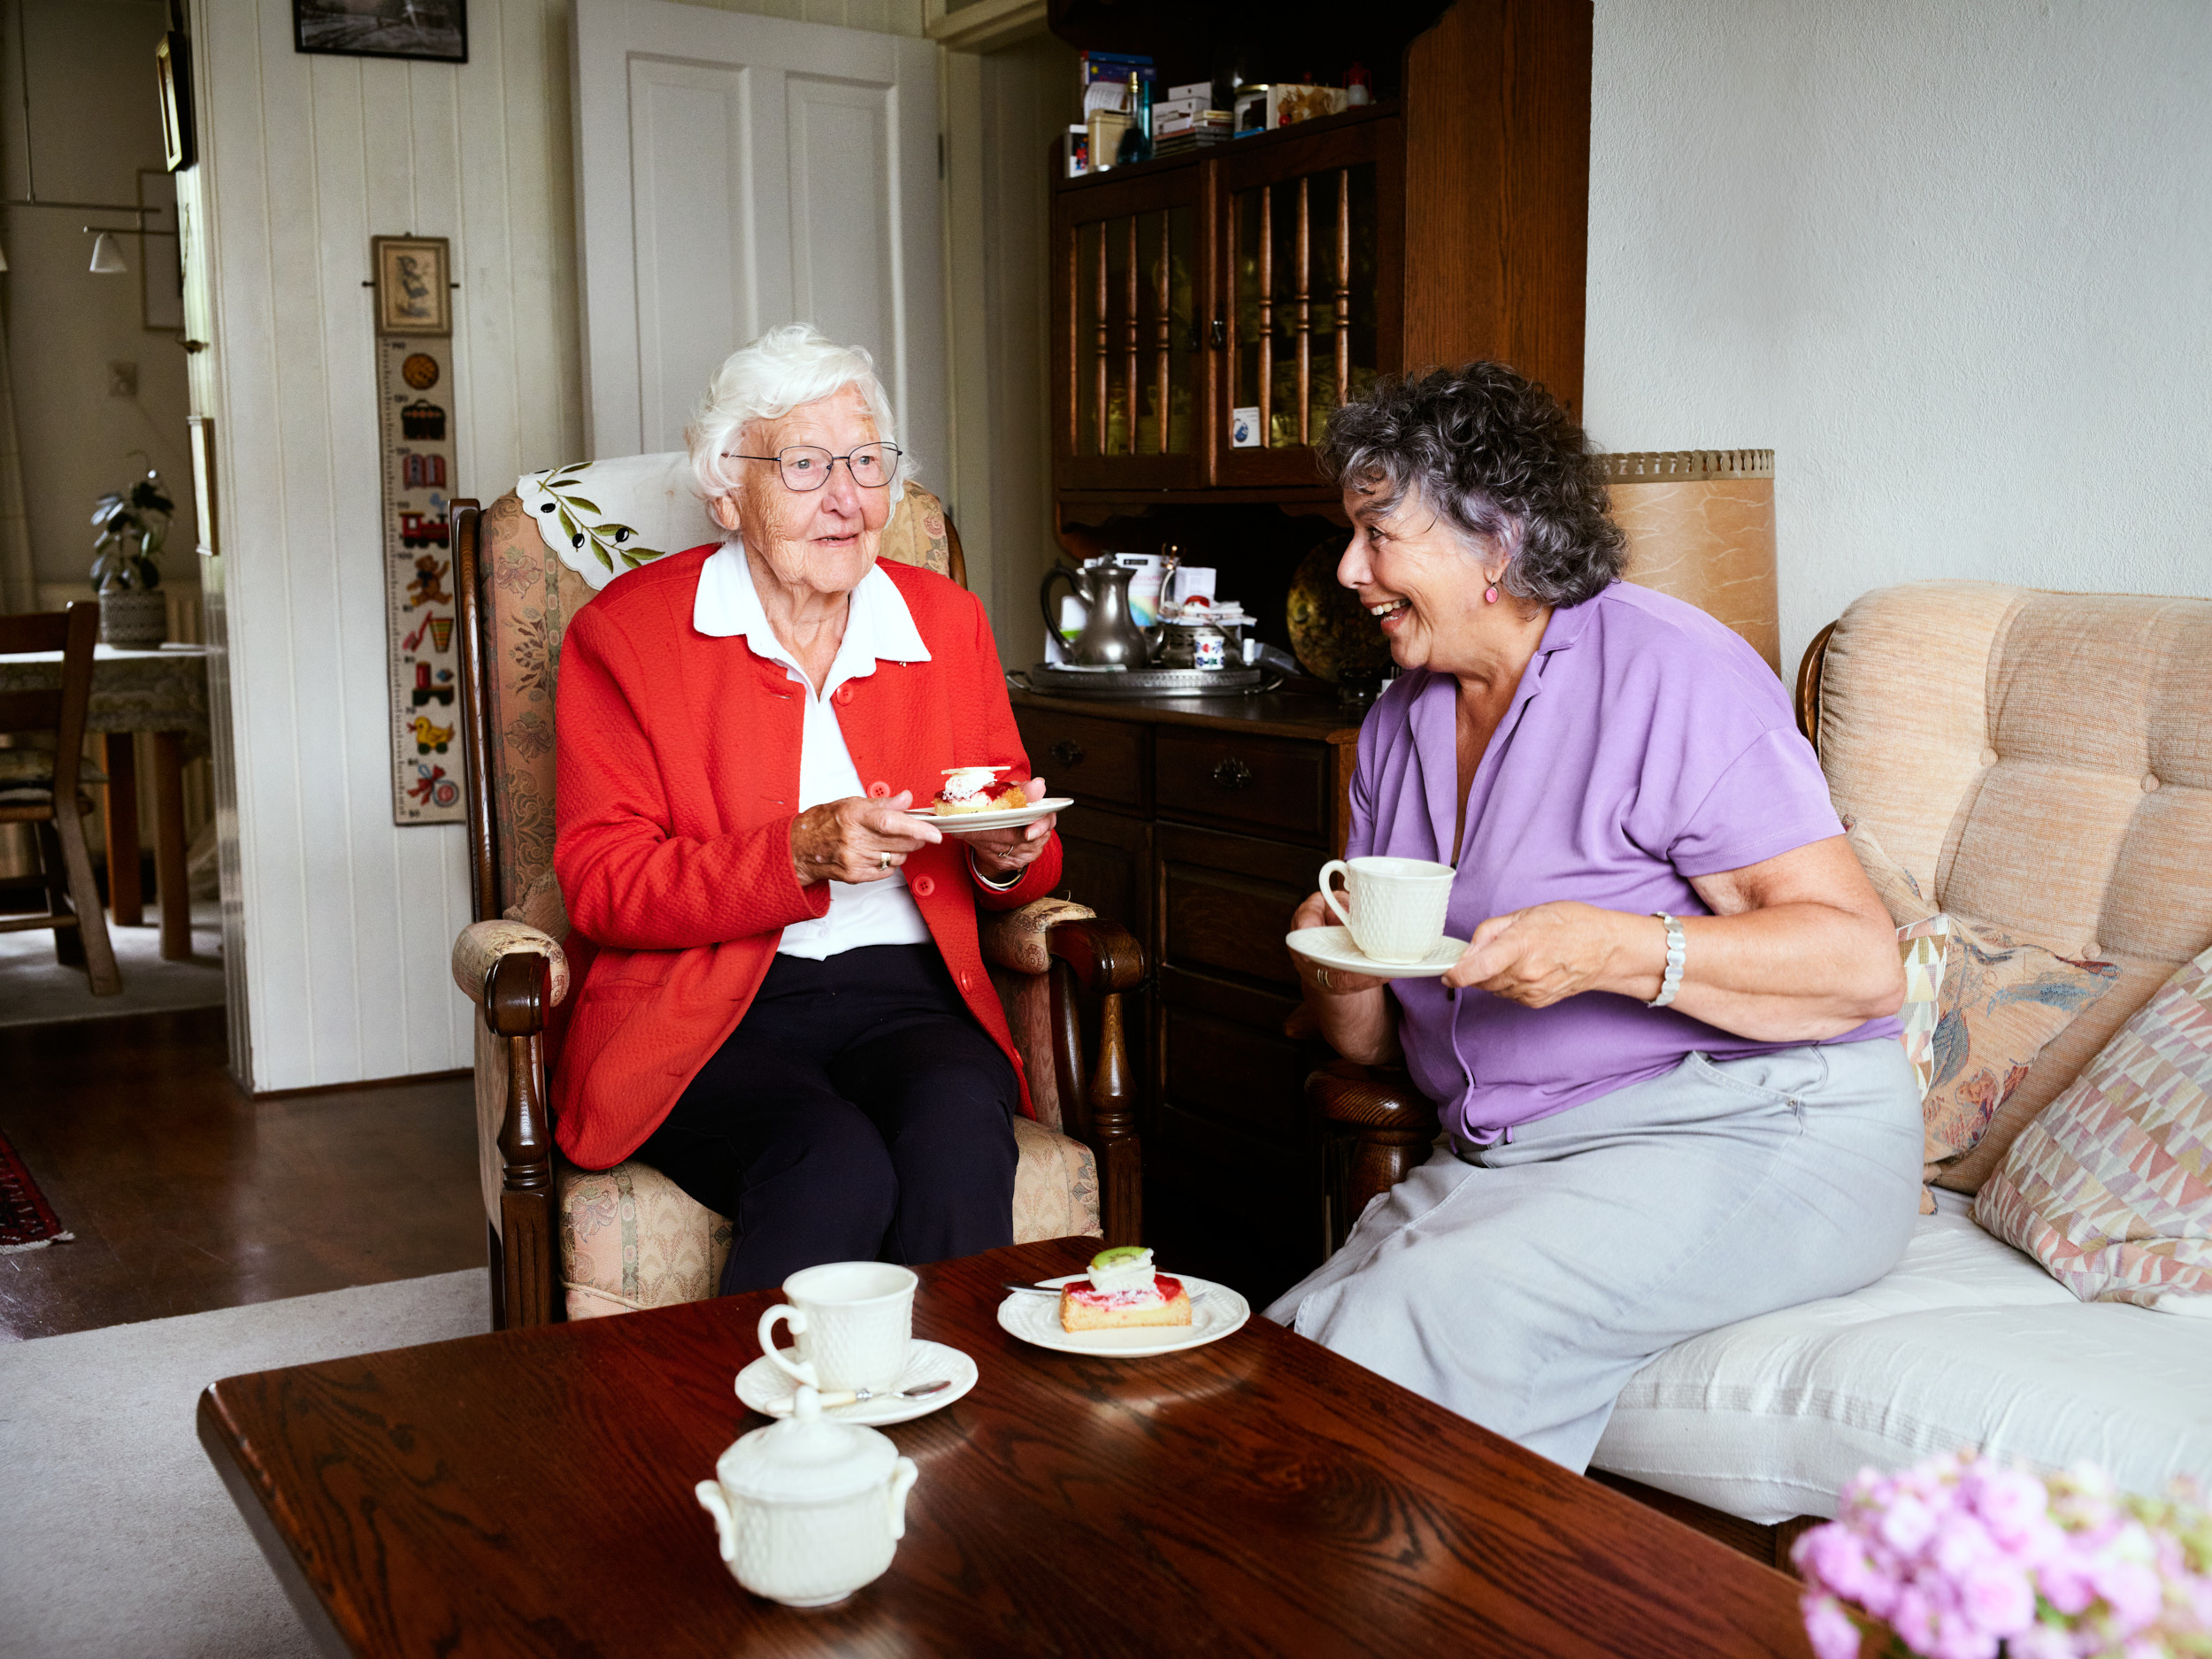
[445,456,1143,1328]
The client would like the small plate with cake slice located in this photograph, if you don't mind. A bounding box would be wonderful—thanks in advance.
[915,765,1072,834]
[995,1247,1251,1358]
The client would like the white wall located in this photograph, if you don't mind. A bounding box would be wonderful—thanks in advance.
[1583,0,2212,679]
[195,0,932,1089]
[943,30,1074,667]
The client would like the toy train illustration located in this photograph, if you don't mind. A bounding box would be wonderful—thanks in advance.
[399,510,450,549]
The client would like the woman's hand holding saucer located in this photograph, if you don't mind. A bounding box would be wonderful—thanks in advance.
[1290,890,1390,996]
[790,791,942,885]
[1443,901,1637,1006]
[961,776,1056,881]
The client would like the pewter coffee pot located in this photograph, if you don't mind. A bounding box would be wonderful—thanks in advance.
[1041,560,1152,668]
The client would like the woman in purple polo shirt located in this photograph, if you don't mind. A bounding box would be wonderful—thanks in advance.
[1269,364,1921,1472]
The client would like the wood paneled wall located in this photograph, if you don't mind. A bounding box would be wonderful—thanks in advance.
[192,0,584,1088]
[190,0,932,1089]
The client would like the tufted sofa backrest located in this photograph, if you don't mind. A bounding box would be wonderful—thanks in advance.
[472,470,958,918]
[1815,580,2212,1191]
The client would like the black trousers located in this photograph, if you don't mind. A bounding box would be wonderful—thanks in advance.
[631,943,1018,1296]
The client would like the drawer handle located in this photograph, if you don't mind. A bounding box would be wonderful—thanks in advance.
[1211,757,1254,792]
[1048,739,1086,767]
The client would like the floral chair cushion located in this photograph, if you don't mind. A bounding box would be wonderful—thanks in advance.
[561,1116,1100,1319]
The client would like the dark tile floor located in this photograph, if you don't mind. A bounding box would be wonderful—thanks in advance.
[0,1005,485,1341]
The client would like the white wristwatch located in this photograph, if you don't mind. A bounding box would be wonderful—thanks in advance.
[1647,912,1686,1009]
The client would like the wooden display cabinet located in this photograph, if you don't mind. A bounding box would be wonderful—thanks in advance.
[1051,0,1591,506]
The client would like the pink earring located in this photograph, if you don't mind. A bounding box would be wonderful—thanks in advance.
[1483,583,1500,604]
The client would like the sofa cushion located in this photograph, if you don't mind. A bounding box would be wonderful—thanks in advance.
[1847,820,2121,1186]
[1816,582,2212,1193]
[1975,943,2212,1313]
[1592,1191,2212,1525]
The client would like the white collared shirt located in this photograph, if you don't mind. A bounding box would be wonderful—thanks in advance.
[694,536,935,960]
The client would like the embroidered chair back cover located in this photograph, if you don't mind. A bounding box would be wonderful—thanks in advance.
[478,455,955,915]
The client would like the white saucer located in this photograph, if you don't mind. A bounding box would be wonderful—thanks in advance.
[995,1274,1251,1358]
[1286,925,1466,980]
[734,1338,978,1425]
[907,797,1073,834]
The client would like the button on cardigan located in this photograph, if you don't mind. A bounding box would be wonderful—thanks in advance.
[551,545,1062,1171]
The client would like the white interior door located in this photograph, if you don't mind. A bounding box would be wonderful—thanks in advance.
[572,0,947,472]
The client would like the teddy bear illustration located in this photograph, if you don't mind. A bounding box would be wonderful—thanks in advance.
[408,555,453,608]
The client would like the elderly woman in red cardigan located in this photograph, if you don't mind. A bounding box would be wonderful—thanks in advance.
[552,324,1061,1296]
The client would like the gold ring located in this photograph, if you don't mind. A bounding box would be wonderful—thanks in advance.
[1316,966,1333,991]
[879,852,891,871]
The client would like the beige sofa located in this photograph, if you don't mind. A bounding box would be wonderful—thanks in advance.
[1590,581,2212,1545]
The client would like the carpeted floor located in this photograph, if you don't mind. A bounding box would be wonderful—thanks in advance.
[0,901,226,1026]
[0,1269,487,1658]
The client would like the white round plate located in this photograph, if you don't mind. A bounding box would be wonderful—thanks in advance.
[995,1274,1251,1358]
[735,1337,978,1425]
[1285,925,1467,980]
[907,797,1074,834]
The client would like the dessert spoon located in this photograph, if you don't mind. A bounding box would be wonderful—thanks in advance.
[813,1379,953,1409]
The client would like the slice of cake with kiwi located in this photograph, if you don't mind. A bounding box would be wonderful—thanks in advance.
[1058,1246,1193,1333]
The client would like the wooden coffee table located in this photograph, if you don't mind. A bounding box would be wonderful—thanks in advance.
[200,1237,1813,1656]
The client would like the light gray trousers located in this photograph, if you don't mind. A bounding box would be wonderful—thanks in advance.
[1266,1040,1924,1471]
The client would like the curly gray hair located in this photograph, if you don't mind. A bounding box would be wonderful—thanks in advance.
[1318,363,1624,609]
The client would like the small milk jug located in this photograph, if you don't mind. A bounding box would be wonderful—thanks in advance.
[695,1386,920,1608]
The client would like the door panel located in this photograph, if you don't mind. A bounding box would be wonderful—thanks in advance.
[575,0,944,468]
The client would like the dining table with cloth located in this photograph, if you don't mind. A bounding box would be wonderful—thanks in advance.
[0,641,210,958]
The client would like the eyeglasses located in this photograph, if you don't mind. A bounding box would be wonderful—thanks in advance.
[723,442,902,493]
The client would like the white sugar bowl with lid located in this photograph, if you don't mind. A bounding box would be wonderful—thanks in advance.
[695,1385,920,1607]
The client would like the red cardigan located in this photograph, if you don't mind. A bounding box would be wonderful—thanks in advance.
[549,547,1062,1171]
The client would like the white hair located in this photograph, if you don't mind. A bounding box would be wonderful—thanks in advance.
[684,324,910,505]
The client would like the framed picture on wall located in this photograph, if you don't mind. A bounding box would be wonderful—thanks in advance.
[155,30,193,170]
[293,0,467,65]
[372,236,452,336]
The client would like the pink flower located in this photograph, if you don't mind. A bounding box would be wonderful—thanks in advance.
[1929,1512,1996,1580]
[2091,1555,2164,1632]
[1801,1594,1864,1659]
[2003,1625,2074,1659]
[1882,1494,1940,1556]
[1961,1463,2048,1547]
[1955,1559,2035,1638]
[1927,1607,1998,1659]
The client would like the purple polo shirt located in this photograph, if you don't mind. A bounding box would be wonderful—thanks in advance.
[1351,580,1900,1145]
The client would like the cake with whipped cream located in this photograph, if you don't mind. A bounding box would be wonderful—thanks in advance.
[1058,1246,1192,1333]
[933,765,1028,816]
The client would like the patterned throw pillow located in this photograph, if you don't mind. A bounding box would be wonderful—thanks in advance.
[1897,915,1951,1099]
[1974,945,2212,1313]
[1844,823,2122,1184]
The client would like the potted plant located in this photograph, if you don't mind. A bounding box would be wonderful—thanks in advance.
[90,462,175,648]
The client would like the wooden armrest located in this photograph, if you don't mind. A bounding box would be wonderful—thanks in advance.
[1043,916,1144,995]
[1307,1058,1439,1133]
[451,919,570,1010]
[1309,1060,1440,1252]
[484,949,557,1326]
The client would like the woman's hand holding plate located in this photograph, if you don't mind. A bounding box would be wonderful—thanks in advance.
[790,791,942,885]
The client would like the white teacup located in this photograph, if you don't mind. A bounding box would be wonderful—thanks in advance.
[1318,856,1455,963]
[757,1262,917,1395]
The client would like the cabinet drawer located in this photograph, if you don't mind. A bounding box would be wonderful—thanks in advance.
[1155,729,1328,841]
[1155,823,1319,992]
[1014,709,1146,810]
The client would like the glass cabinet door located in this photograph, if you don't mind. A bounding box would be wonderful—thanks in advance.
[1053,166,1212,492]
[1215,119,1403,489]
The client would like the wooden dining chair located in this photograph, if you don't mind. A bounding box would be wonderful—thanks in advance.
[0,603,121,994]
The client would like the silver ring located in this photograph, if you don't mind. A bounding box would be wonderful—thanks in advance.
[1315,966,1333,991]
[879,851,891,871]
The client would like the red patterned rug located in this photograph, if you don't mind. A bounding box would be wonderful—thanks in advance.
[0,1127,72,1253]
